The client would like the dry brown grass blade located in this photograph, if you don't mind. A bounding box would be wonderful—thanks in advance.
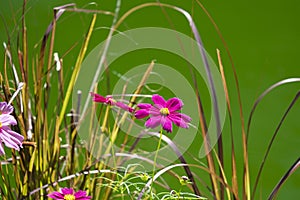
[160,4,224,198]
[2,46,11,103]
[165,4,222,199]
[213,149,231,200]
[38,3,74,80]
[20,0,29,137]
[242,129,250,200]
[21,0,28,83]
[195,83,220,199]
[217,49,239,199]
[214,49,225,199]
[194,1,250,199]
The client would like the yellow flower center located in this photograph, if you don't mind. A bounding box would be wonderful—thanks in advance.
[0,122,2,128]
[64,194,75,200]
[160,108,170,116]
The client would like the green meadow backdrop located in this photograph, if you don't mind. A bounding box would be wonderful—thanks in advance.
[0,0,299,199]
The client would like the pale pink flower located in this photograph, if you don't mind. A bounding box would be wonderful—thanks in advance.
[0,114,24,155]
[0,102,13,114]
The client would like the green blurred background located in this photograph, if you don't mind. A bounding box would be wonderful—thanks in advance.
[0,0,299,199]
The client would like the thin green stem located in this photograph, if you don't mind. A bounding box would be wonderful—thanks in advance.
[150,129,163,200]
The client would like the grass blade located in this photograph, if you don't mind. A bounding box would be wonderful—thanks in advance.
[267,157,300,200]
[247,78,300,139]
[217,49,239,199]
[194,1,251,198]
[251,91,300,199]
[57,13,97,129]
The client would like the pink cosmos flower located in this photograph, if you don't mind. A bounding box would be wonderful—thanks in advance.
[0,114,24,155]
[135,94,191,133]
[0,102,13,114]
[48,187,91,200]
[90,92,134,113]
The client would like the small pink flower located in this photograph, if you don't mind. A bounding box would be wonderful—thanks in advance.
[90,92,133,113]
[48,187,91,200]
[135,94,191,133]
[0,102,13,114]
[0,114,24,155]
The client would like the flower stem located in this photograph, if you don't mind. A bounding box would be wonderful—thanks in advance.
[150,129,163,199]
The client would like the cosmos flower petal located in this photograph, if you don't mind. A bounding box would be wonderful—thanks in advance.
[135,109,150,119]
[61,187,74,195]
[2,126,24,141]
[0,102,13,114]
[0,106,23,154]
[75,190,92,199]
[76,196,92,200]
[161,117,173,133]
[116,102,134,113]
[173,113,192,123]
[180,113,192,123]
[0,102,7,112]
[137,103,152,109]
[90,92,107,103]
[74,190,87,197]
[47,191,65,199]
[152,94,166,107]
[0,114,17,126]
[145,116,161,129]
[149,106,161,115]
[166,97,183,112]
[1,127,24,147]
[169,114,189,129]
[0,131,21,150]
[48,188,91,200]
[0,127,23,152]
